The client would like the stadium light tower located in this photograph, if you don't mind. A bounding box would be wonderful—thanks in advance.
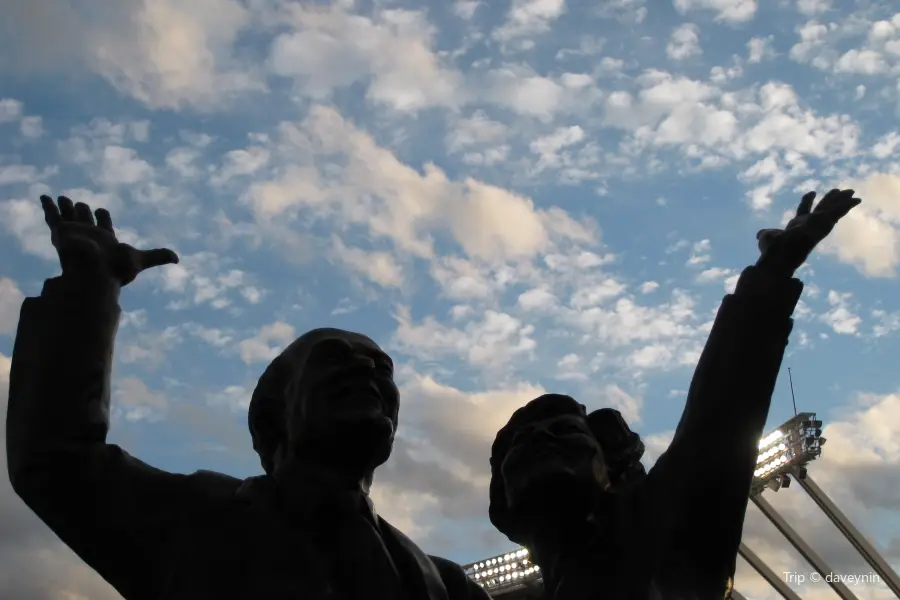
[462,414,828,599]
[750,412,825,496]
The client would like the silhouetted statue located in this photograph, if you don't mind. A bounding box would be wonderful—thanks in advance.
[7,196,491,600]
[488,190,862,600]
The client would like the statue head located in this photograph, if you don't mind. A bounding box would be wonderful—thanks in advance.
[248,328,399,480]
[489,394,604,543]
[489,395,646,544]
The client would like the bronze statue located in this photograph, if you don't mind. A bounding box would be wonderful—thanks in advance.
[7,196,491,600]
[488,190,862,599]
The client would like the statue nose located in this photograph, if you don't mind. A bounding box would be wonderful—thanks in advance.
[532,428,558,443]
[350,355,376,371]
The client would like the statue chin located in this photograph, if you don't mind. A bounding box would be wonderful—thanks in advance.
[312,413,395,472]
[505,461,597,516]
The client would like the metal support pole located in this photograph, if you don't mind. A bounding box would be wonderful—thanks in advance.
[792,470,900,597]
[752,494,860,600]
[739,542,804,600]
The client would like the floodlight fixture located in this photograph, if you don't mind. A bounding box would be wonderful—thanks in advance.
[464,548,540,591]
[750,412,824,497]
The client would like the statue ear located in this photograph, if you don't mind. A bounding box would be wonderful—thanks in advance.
[620,432,644,465]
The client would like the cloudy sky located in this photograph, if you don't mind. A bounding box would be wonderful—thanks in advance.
[1,0,900,598]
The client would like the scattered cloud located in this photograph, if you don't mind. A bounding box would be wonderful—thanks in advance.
[2,0,900,597]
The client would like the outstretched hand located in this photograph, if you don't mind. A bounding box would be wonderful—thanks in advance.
[41,195,179,286]
[756,189,861,277]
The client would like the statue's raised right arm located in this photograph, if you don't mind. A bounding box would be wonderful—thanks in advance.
[645,189,861,597]
[6,196,201,599]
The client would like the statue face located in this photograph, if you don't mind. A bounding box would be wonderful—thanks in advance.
[501,413,608,512]
[281,329,400,473]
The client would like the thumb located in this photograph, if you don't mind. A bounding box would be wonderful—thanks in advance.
[796,191,816,216]
[138,248,180,271]
[834,197,862,220]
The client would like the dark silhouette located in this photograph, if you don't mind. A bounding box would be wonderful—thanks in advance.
[488,190,862,600]
[7,196,491,600]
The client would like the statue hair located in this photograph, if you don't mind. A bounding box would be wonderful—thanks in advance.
[488,396,646,544]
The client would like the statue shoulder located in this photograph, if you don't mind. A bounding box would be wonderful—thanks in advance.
[429,555,491,599]
[187,469,245,501]
[428,555,468,581]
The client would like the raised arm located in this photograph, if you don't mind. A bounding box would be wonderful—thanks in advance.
[6,196,230,600]
[645,189,861,597]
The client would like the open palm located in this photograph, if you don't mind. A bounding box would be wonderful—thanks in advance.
[756,189,861,276]
[41,195,179,285]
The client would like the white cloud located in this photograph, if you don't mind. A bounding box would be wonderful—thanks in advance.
[238,321,297,365]
[19,116,43,139]
[332,236,405,288]
[89,0,264,110]
[484,67,602,121]
[796,0,830,16]
[165,147,202,178]
[211,146,270,185]
[747,35,775,63]
[453,1,481,20]
[394,307,537,369]
[1,198,57,261]
[834,49,888,75]
[529,125,587,174]
[492,0,566,49]
[0,165,55,187]
[517,288,560,312]
[872,132,900,159]
[113,377,169,422]
[820,290,861,335]
[268,4,463,112]
[0,278,25,335]
[98,146,154,186]
[249,105,596,264]
[446,111,508,154]
[672,0,757,24]
[819,173,900,278]
[596,384,643,423]
[151,252,258,310]
[0,99,22,122]
[696,266,735,284]
[667,23,702,61]
[687,239,712,266]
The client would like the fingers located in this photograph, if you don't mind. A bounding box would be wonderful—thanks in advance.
[58,196,76,221]
[814,188,859,218]
[815,188,853,212]
[796,191,816,216]
[832,196,862,220]
[44,194,114,231]
[74,202,95,225]
[95,208,114,233]
[40,195,61,228]
[139,248,180,270]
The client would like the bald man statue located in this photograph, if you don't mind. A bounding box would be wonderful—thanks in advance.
[7,196,491,600]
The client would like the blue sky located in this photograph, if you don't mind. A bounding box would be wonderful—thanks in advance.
[1,0,900,598]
